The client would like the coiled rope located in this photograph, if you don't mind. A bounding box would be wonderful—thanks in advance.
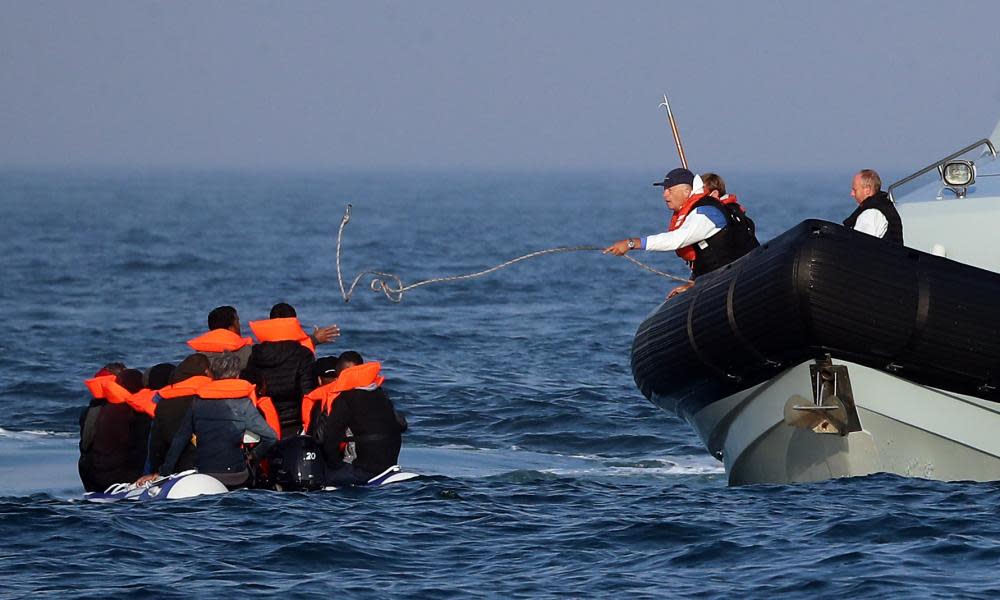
[335,204,690,303]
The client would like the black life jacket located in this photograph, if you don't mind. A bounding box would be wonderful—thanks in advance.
[690,197,761,278]
[842,191,904,245]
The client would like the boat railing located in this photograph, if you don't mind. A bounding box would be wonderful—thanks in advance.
[888,138,997,202]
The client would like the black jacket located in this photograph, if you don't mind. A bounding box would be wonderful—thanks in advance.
[242,341,315,436]
[78,400,150,492]
[314,386,404,476]
[843,191,904,245]
[690,196,760,278]
[147,395,197,474]
[160,395,277,477]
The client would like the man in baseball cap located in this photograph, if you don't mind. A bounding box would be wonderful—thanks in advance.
[603,166,758,296]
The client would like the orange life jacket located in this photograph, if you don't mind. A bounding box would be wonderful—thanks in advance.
[255,396,282,441]
[84,374,117,399]
[197,378,258,401]
[101,380,157,417]
[320,362,384,417]
[719,193,742,209]
[195,379,281,439]
[187,329,254,353]
[669,191,712,263]
[156,375,214,400]
[249,317,316,354]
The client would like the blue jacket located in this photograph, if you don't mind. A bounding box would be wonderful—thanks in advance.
[160,395,277,477]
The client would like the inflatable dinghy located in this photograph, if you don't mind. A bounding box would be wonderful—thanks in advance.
[84,470,228,502]
[85,465,420,502]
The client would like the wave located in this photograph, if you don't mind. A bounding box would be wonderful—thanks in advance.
[0,427,72,440]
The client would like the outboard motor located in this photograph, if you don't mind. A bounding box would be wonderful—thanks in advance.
[269,435,325,491]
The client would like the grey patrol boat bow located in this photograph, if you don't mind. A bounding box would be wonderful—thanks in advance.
[631,118,1000,485]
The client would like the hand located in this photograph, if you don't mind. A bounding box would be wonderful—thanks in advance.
[667,281,695,299]
[603,239,632,256]
[312,325,341,345]
[135,473,159,486]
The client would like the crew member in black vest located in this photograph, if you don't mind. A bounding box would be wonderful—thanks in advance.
[843,169,903,244]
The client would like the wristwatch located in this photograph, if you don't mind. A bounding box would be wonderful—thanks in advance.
[627,238,636,250]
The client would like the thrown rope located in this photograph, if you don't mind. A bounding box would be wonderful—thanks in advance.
[335,204,690,303]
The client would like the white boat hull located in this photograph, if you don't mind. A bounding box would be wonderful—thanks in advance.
[655,359,1000,485]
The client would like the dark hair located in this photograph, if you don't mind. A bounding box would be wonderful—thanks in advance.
[208,306,238,331]
[269,303,297,319]
[147,363,176,391]
[335,350,364,372]
[116,369,145,394]
[101,362,127,376]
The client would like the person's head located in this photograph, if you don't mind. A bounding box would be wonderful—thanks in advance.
[170,353,212,384]
[207,305,240,334]
[314,356,340,386]
[654,168,695,211]
[116,369,145,394]
[97,362,126,377]
[335,350,364,373]
[147,363,176,391]
[701,172,726,199]
[210,353,242,380]
[851,169,882,204]
[269,303,297,319]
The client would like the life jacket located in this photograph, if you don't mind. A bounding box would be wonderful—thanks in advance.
[196,379,282,440]
[249,318,316,354]
[669,191,713,263]
[304,362,385,421]
[842,191,904,245]
[688,196,760,278]
[101,380,157,417]
[187,329,254,353]
[255,396,282,442]
[84,374,117,399]
[156,375,214,400]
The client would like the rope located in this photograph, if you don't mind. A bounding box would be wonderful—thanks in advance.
[334,204,691,303]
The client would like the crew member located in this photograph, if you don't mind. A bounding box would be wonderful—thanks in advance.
[844,169,903,244]
[312,351,407,486]
[143,353,277,490]
[604,167,759,295]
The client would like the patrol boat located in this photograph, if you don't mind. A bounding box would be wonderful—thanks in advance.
[632,118,1000,485]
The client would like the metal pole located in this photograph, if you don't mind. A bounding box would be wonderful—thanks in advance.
[659,93,688,169]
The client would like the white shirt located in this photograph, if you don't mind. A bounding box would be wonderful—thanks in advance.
[853,208,889,239]
[643,207,725,251]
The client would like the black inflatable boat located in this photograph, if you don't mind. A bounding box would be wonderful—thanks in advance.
[631,219,1000,419]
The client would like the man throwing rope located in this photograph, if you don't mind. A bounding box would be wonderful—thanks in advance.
[604,167,758,298]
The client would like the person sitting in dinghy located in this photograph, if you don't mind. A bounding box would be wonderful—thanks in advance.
[604,167,759,297]
[138,353,277,490]
[243,302,340,438]
[79,368,152,492]
[310,351,407,486]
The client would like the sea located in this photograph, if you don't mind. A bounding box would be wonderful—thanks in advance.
[2,168,998,599]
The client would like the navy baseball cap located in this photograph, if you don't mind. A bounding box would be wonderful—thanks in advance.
[653,168,695,188]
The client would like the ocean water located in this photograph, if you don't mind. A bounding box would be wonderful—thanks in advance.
[3,168,996,598]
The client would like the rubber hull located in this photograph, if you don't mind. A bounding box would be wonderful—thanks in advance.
[631,220,1000,420]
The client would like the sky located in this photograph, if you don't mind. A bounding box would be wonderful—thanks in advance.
[2,1,1000,171]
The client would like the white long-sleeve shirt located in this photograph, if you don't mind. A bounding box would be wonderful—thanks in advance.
[643,206,726,251]
[852,208,889,238]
